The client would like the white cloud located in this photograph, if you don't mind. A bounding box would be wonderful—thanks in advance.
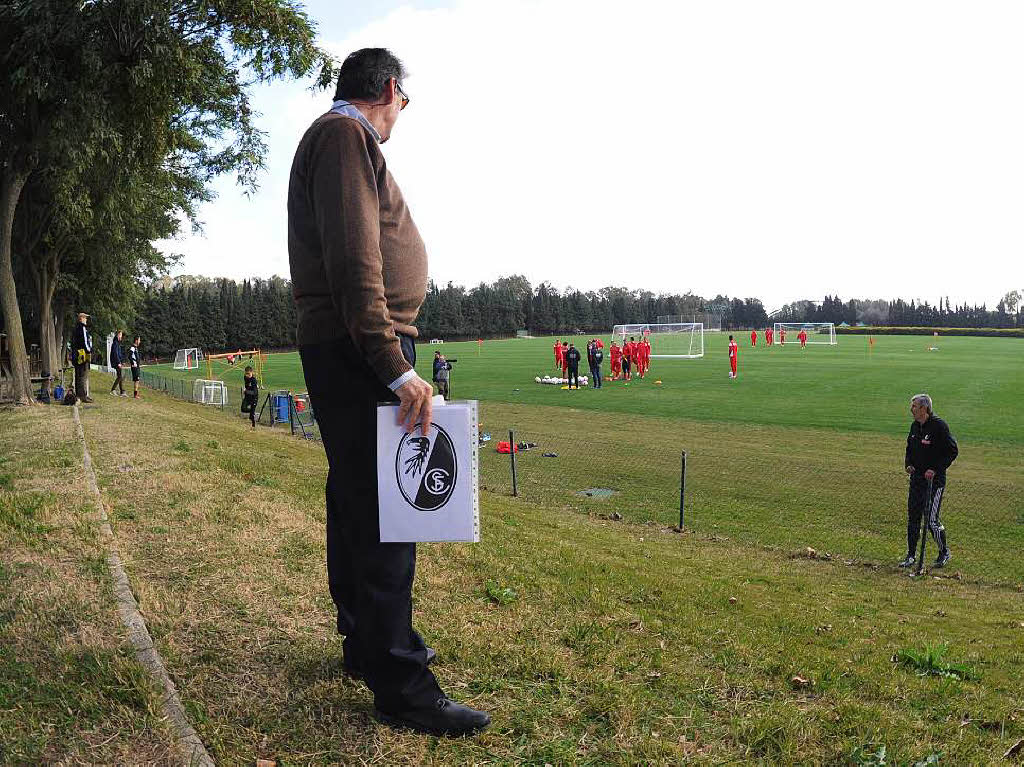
[160,0,1024,309]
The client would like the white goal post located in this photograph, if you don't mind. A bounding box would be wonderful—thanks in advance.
[612,323,704,358]
[174,348,203,370]
[192,379,228,406]
[773,322,837,345]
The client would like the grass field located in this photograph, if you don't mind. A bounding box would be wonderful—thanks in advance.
[3,362,1024,764]
[149,333,1024,444]
[148,333,1024,583]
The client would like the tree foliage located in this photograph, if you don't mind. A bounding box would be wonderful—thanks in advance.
[0,0,333,402]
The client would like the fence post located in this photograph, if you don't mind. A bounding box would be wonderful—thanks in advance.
[678,450,687,530]
[509,429,518,497]
[289,393,295,435]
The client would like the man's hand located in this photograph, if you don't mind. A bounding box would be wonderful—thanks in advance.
[906,465,914,474]
[395,374,433,436]
[924,469,935,480]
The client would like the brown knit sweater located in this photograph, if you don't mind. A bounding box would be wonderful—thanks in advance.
[288,113,428,385]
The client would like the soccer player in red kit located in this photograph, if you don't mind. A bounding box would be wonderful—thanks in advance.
[766,327,773,346]
[798,329,807,348]
[554,340,562,369]
[610,341,622,379]
[642,338,651,376]
[728,334,738,378]
[561,342,569,378]
[623,337,635,381]
[750,329,757,347]
[780,328,787,345]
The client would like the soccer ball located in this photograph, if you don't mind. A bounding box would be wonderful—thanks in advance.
[535,376,541,383]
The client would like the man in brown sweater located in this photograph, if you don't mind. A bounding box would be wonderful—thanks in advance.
[288,48,489,736]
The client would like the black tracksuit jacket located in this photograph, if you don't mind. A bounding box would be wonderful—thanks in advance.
[905,415,958,480]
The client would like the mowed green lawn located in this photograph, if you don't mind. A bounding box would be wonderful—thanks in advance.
[150,333,1023,445]
[148,333,1024,582]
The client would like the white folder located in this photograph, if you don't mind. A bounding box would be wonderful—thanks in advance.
[376,397,480,543]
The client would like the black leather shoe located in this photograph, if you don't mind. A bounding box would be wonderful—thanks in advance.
[344,646,437,680]
[376,697,490,736]
[933,549,951,568]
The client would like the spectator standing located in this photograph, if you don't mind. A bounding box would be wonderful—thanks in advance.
[565,342,581,389]
[432,350,443,391]
[287,48,488,735]
[71,312,94,402]
[900,394,958,569]
[109,330,126,396]
[436,354,451,400]
[591,343,604,388]
[128,336,142,398]
[241,365,259,429]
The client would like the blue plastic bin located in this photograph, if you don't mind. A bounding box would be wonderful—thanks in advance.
[273,393,289,423]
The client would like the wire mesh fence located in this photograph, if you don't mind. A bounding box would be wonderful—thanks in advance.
[135,370,1023,585]
[139,370,320,440]
[478,401,1024,586]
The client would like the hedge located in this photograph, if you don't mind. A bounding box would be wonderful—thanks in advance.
[835,326,1024,338]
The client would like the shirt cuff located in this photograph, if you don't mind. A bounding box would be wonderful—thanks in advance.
[388,369,417,392]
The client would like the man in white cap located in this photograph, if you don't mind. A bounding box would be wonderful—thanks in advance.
[71,312,94,402]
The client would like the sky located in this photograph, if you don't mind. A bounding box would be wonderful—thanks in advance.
[157,0,1024,312]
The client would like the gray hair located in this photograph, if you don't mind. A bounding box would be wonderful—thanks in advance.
[910,393,933,413]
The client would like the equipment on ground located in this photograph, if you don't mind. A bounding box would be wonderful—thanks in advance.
[173,348,203,370]
[192,379,228,406]
[772,322,837,345]
[612,323,704,359]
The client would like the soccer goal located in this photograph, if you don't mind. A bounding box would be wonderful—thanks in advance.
[174,348,203,370]
[612,323,704,358]
[192,379,228,406]
[773,322,837,345]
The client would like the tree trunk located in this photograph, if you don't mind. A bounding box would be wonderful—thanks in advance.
[38,267,58,376]
[33,252,61,376]
[0,166,35,405]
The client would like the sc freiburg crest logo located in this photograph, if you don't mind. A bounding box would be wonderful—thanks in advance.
[395,424,457,511]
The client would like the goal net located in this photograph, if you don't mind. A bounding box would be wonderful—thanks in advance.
[612,323,704,358]
[773,322,836,345]
[174,348,203,370]
[192,379,228,406]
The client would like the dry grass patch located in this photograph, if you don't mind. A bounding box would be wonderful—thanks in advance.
[0,405,174,765]
[43,380,1024,764]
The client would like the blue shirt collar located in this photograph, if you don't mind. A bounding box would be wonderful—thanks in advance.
[329,99,382,143]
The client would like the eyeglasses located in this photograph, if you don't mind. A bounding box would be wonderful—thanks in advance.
[395,81,409,111]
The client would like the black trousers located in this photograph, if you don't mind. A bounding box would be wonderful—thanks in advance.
[567,364,579,388]
[907,473,947,555]
[111,366,124,394]
[299,335,442,713]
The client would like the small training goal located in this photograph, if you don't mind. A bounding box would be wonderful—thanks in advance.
[773,322,837,345]
[612,323,704,358]
[192,379,228,406]
[174,348,203,370]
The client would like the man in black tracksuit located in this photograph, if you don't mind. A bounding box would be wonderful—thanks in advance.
[109,330,125,396]
[901,393,958,569]
[591,344,603,388]
[565,343,581,389]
